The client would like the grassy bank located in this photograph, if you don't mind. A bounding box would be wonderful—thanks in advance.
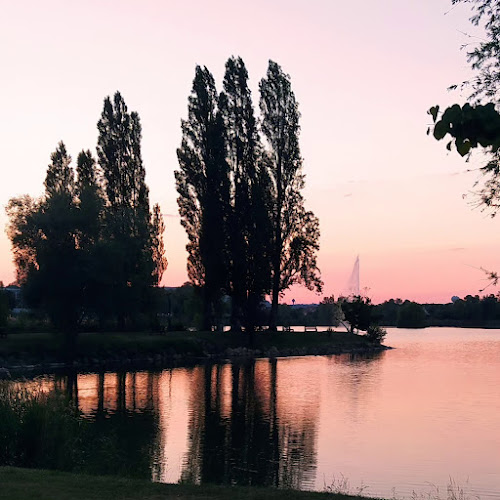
[0,330,385,372]
[0,467,379,500]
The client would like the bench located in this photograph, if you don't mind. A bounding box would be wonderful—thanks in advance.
[304,326,317,332]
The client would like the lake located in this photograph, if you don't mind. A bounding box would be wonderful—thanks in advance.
[16,327,500,499]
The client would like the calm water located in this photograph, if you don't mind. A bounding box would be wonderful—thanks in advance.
[21,328,500,498]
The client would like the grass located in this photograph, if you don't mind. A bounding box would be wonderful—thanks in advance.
[0,383,158,476]
[0,467,380,500]
[0,330,382,369]
[407,479,480,500]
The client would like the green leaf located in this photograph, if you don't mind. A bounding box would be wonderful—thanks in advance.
[433,120,449,140]
[442,104,462,124]
[428,106,439,122]
[456,139,472,157]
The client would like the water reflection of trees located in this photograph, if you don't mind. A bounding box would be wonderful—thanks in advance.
[181,360,318,489]
[33,360,321,488]
[48,371,160,478]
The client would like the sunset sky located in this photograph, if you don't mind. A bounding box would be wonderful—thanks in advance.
[1,0,499,304]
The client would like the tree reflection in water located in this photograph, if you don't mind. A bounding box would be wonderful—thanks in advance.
[180,359,318,489]
[47,371,160,478]
[30,359,320,488]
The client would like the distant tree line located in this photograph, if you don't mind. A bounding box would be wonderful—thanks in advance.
[176,57,322,333]
[6,92,167,346]
[375,295,500,328]
[264,294,500,331]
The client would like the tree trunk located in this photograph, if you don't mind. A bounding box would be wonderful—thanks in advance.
[245,291,259,336]
[202,287,213,332]
[269,269,280,331]
[230,292,244,332]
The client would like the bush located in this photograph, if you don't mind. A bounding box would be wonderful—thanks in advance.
[365,325,387,345]
[0,384,83,469]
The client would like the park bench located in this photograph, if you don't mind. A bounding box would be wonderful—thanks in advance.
[304,326,318,332]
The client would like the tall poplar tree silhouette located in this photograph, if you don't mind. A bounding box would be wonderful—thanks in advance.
[176,67,230,330]
[220,56,272,332]
[97,92,155,327]
[259,61,322,330]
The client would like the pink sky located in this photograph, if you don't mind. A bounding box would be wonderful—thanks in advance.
[1,0,498,304]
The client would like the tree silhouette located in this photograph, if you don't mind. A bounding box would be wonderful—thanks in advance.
[220,56,272,332]
[97,92,156,328]
[176,66,231,330]
[151,203,167,286]
[6,94,166,334]
[7,143,83,347]
[259,61,322,330]
[340,295,373,333]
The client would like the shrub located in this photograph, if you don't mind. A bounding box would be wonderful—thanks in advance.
[365,325,387,344]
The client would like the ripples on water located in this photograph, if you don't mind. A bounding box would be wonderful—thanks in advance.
[22,328,500,499]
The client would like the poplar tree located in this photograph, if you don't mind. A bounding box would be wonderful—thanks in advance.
[259,61,322,330]
[76,150,103,249]
[40,143,82,335]
[75,150,105,319]
[97,92,155,327]
[151,203,168,286]
[220,56,272,331]
[176,66,230,330]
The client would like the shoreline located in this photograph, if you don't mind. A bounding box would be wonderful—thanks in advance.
[0,330,390,378]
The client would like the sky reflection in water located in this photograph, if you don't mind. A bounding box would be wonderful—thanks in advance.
[31,328,500,499]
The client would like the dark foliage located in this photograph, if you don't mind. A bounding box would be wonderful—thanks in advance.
[375,294,500,327]
[176,59,321,333]
[220,57,273,332]
[259,61,322,330]
[176,66,231,331]
[5,93,166,338]
[340,295,374,333]
[396,301,427,328]
[0,385,155,479]
[429,0,500,214]
[0,286,9,331]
